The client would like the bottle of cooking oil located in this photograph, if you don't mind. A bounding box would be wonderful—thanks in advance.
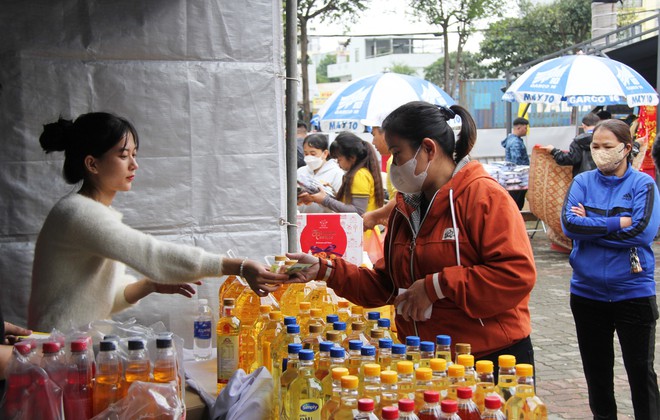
[405,336,421,369]
[216,298,240,394]
[329,374,360,420]
[280,282,308,317]
[430,358,449,399]
[218,275,239,302]
[124,338,151,390]
[257,310,284,373]
[474,360,495,412]
[322,349,347,402]
[272,324,303,410]
[391,344,407,371]
[248,305,271,371]
[270,255,288,273]
[302,323,325,353]
[435,335,452,367]
[377,318,400,345]
[305,281,337,316]
[454,343,471,365]
[287,349,324,419]
[322,367,349,418]
[315,341,334,381]
[360,363,381,410]
[297,302,311,336]
[323,314,340,337]
[325,330,343,348]
[494,355,516,403]
[92,340,123,416]
[346,340,364,376]
[456,354,477,392]
[234,288,262,372]
[446,363,467,401]
[270,317,298,366]
[369,328,384,348]
[377,338,392,371]
[347,306,367,333]
[413,367,434,412]
[310,308,327,331]
[332,321,348,346]
[396,361,415,401]
[379,370,399,418]
[336,300,352,324]
[503,364,547,419]
[219,276,247,310]
[343,321,370,349]
[277,343,303,419]
[358,346,377,382]
[419,341,435,368]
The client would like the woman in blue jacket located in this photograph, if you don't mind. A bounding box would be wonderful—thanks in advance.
[562,118,660,419]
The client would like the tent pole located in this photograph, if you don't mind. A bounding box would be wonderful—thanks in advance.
[285,0,299,252]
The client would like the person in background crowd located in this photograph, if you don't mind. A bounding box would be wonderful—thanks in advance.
[541,112,599,177]
[296,133,344,213]
[288,101,536,369]
[562,118,660,419]
[301,131,384,215]
[29,112,289,332]
[502,117,530,210]
[296,121,308,168]
[597,109,612,120]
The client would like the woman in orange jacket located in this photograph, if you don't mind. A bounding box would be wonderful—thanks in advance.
[289,101,536,368]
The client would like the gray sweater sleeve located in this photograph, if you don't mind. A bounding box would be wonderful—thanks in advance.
[321,195,370,215]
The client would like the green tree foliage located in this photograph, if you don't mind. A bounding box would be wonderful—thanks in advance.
[424,51,492,93]
[316,54,339,83]
[479,0,591,76]
[388,62,417,76]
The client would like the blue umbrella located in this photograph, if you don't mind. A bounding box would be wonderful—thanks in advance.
[502,54,658,107]
[317,72,455,132]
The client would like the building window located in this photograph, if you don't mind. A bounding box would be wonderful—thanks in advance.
[392,38,412,54]
[365,38,392,58]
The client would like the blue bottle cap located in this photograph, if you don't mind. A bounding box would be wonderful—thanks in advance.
[320,341,335,352]
[436,334,451,346]
[333,321,347,331]
[406,336,420,346]
[284,316,297,325]
[299,349,315,361]
[349,340,363,350]
[326,314,339,324]
[377,318,391,328]
[367,311,381,320]
[287,324,300,334]
[361,345,376,356]
[378,338,393,349]
[288,343,303,354]
[330,347,345,358]
[420,341,435,352]
[392,343,407,355]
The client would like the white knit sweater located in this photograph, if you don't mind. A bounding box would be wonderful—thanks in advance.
[28,193,224,332]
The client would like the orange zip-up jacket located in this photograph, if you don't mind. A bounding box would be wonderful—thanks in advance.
[318,160,536,358]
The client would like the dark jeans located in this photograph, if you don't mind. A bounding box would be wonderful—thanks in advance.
[571,293,660,420]
[508,189,526,210]
[479,335,535,384]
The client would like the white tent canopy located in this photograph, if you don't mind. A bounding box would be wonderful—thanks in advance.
[0,1,287,344]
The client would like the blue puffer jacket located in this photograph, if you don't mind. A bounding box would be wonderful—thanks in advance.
[561,164,660,302]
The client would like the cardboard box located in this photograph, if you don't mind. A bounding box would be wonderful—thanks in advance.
[297,213,363,265]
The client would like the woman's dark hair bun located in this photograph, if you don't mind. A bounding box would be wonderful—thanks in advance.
[39,117,74,153]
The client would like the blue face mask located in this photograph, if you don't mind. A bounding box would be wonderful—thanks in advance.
[389,146,430,194]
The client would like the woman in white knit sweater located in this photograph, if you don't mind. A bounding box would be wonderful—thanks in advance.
[28,112,288,332]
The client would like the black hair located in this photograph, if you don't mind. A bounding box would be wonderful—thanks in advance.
[303,133,329,151]
[596,110,612,120]
[582,113,600,127]
[381,101,477,164]
[329,132,384,208]
[297,121,308,130]
[593,119,634,164]
[39,112,139,184]
[513,117,529,126]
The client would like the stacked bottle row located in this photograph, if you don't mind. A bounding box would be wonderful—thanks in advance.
[3,333,181,420]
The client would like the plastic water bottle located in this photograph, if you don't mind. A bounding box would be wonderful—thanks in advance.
[193,298,213,361]
[63,339,93,420]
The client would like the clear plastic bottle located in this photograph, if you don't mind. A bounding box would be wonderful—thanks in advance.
[193,298,213,361]
[322,347,347,401]
[494,355,516,404]
[398,398,420,420]
[391,343,407,371]
[310,308,327,330]
[322,366,349,417]
[92,340,123,416]
[249,304,272,372]
[315,340,334,381]
[337,300,352,324]
[456,387,481,420]
[377,338,393,371]
[346,340,364,375]
[503,364,547,419]
[63,339,93,420]
[379,370,399,418]
[405,336,421,369]
[481,396,506,419]
[369,328,385,348]
[420,341,435,368]
[418,390,442,420]
[326,330,344,348]
[360,363,381,410]
[382,405,400,420]
[454,343,471,365]
[354,398,378,419]
[216,297,241,394]
[278,343,303,419]
[280,282,308,317]
[234,289,262,371]
[396,360,415,401]
[344,321,370,349]
[429,358,449,398]
[333,321,349,345]
[41,341,67,390]
[456,354,477,392]
[447,364,467,400]
[4,342,35,418]
[435,335,452,367]
[329,374,360,420]
[324,314,340,337]
[358,345,377,381]
[272,323,303,411]
[437,399,460,420]
[365,311,380,336]
[347,306,367,334]
[303,323,325,353]
[298,301,312,336]
[305,280,337,316]
[474,360,495,413]
[124,338,151,391]
[377,318,400,345]
[288,349,324,419]
[414,367,434,411]
[257,310,284,373]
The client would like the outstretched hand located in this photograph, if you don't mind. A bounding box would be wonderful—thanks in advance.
[241,259,291,297]
[3,322,32,344]
[151,281,201,298]
[393,278,433,322]
[285,252,320,284]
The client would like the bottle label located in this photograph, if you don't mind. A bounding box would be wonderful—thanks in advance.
[297,399,322,420]
[217,335,239,382]
[194,320,212,339]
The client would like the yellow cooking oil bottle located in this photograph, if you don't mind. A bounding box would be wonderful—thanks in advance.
[287,349,324,419]
[219,275,247,310]
[304,280,337,317]
[256,310,284,373]
[503,364,547,419]
[347,306,367,333]
[474,360,496,412]
[216,298,240,394]
[278,343,303,419]
[329,374,360,420]
[298,302,312,336]
[321,367,349,419]
[247,304,271,372]
[336,300,352,324]
[280,282,309,317]
[494,355,516,403]
[234,288,262,372]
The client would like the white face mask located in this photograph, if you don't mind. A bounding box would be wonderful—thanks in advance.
[592,144,626,173]
[304,155,324,171]
[389,145,430,194]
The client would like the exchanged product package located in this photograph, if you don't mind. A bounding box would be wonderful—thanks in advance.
[297,213,363,265]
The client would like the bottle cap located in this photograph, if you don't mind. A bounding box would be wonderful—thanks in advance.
[370,329,384,339]
[415,367,433,380]
[284,316,297,326]
[423,390,440,403]
[498,354,516,368]
[516,363,534,377]
[405,336,420,346]
[436,334,451,346]
[259,305,271,314]
[357,398,374,412]
[430,358,447,371]
[326,331,341,342]
[326,314,339,323]
[299,349,315,360]
[70,339,88,352]
[319,341,334,352]
[351,321,365,332]
[299,302,311,310]
[269,311,283,320]
[198,298,208,305]
[457,354,474,367]
[352,306,364,315]
[348,340,363,351]
[222,298,235,307]
[14,342,31,355]
[484,395,503,409]
[333,321,346,331]
[286,324,300,334]
[287,343,303,354]
[420,341,435,352]
[360,345,376,356]
[377,318,391,328]
[367,311,380,320]
[364,363,381,376]
[378,338,393,349]
[42,341,61,354]
[441,399,458,413]
[381,406,399,419]
[99,340,117,352]
[476,360,494,373]
[309,324,323,334]
[396,360,414,374]
[331,367,349,380]
[457,386,472,399]
[330,347,345,358]
[337,300,350,308]
[341,375,359,389]
[310,308,322,317]
[392,343,406,355]
[128,338,146,350]
[448,364,465,378]
[455,342,471,354]
[380,370,397,384]
[398,398,415,412]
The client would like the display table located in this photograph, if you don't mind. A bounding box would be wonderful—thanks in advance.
[183,353,217,420]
